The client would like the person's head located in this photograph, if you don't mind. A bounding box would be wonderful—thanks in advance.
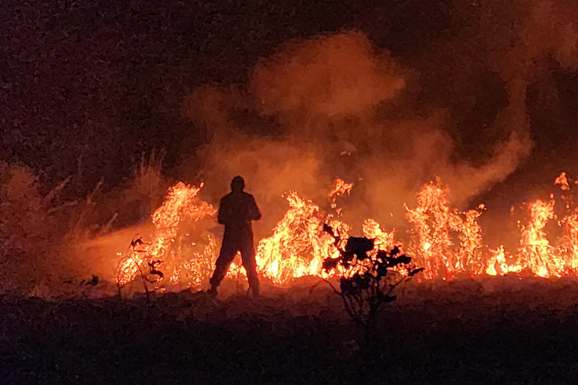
[230,175,245,192]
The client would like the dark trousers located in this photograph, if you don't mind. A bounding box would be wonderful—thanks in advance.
[209,226,260,294]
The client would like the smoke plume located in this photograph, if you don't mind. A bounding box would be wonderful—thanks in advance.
[183,1,578,231]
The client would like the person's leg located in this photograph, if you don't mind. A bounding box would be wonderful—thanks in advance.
[209,239,238,295]
[240,238,260,297]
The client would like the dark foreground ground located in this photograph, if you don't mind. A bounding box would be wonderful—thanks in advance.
[2,277,578,385]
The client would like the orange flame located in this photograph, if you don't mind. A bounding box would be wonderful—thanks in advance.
[519,199,557,277]
[254,192,341,283]
[116,182,217,289]
[116,172,578,289]
[406,179,485,279]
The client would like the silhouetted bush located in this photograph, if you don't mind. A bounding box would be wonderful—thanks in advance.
[322,224,423,331]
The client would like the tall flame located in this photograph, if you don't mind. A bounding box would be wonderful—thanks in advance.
[255,192,341,283]
[519,199,557,277]
[116,182,217,289]
[406,179,484,279]
[115,172,578,289]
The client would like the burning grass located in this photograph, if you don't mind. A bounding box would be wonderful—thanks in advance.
[1,151,576,300]
[113,172,578,296]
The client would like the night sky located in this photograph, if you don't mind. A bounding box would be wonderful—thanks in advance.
[1,0,577,197]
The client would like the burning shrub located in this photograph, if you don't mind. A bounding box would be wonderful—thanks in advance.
[115,182,218,296]
[322,224,423,330]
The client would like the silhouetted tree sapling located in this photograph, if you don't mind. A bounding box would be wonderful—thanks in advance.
[322,224,423,335]
[116,237,164,302]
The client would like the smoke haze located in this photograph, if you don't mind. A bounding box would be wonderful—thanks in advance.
[184,1,578,231]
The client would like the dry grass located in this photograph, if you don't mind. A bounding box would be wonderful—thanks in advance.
[0,153,169,296]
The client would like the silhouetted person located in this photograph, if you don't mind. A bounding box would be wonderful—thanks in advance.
[208,176,261,297]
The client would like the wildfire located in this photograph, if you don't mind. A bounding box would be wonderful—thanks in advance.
[519,199,557,277]
[406,179,485,279]
[555,172,570,191]
[362,218,394,250]
[560,213,578,269]
[329,178,353,210]
[116,182,217,289]
[254,192,342,283]
[485,246,521,276]
[486,174,578,277]
[115,172,578,290]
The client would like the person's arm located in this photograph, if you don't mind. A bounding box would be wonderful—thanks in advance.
[217,198,227,225]
[249,195,261,221]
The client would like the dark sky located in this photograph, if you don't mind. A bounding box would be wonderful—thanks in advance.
[1,0,577,196]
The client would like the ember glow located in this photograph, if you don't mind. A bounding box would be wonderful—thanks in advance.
[115,172,578,290]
